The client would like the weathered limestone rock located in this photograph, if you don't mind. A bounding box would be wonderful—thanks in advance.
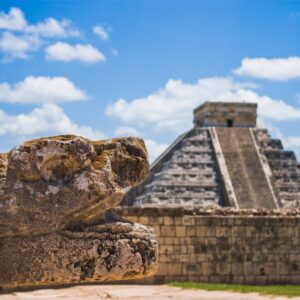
[0,135,149,237]
[0,135,157,288]
[0,213,157,288]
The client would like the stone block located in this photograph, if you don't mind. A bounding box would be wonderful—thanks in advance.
[127,216,139,223]
[182,216,195,226]
[159,245,174,255]
[174,217,183,225]
[291,275,300,284]
[255,276,267,285]
[196,226,207,237]
[163,216,174,226]
[186,226,196,237]
[276,262,289,275]
[139,216,149,225]
[216,226,226,237]
[179,255,190,263]
[232,263,244,275]
[202,262,214,276]
[151,225,161,236]
[161,225,176,237]
[164,237,174,245]
[167,263,182,275]
[184,262,201,275]
[216,262,231,275]
[196,254,207,263]
[187,245,194,254]
[149,216,164,225]
[243,262,253,275]
[176,226,186,237]
[206,226,216,236]
[157,263,169,276]
[232,275,245,284]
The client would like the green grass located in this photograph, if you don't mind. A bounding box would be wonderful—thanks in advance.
[170,282,300,298]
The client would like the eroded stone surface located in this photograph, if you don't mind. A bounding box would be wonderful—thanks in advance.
[0,217,157,288]
[0,135,149,238]
[0,135,158,288]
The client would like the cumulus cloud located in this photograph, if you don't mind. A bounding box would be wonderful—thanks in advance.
[45,42,105,63]
[0,7,27,31]
[106,77,300,133]
[93,25,109,40]
[144,139,169,163]
[114,126,143,137]
[25,18,79,38]
[0,31,40,60]
[234,57,300,81]
[283,135,300,147]
[0,104,105,140]
[0,7,80,60]
[0,7,79,37]
[0,76,87,104]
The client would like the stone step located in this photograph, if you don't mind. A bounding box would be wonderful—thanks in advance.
[154,169,217,176]
[154,174,218,181]
[215,128,277,209]
[137,192,220,201]
[145,181,219,190]
[265,151,296,160]
[176,146,212,153]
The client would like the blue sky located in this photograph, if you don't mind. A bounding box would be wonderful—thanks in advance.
[1,1,300,161]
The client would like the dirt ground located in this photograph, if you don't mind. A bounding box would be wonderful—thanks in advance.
[0,285,299,300]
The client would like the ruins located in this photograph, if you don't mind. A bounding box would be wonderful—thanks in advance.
[0,136,158,289]
[124,102,300,209]
[121,101,300,284]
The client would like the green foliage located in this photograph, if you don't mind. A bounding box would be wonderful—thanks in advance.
[170,282,300,298]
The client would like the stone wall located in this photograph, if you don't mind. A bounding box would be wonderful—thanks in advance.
[115,207,300,285]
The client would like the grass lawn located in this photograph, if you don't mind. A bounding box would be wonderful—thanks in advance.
[170,282,300,298]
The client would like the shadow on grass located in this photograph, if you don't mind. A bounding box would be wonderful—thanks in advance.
[170,282,300,298]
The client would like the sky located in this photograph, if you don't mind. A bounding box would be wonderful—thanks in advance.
[1,1,300,161]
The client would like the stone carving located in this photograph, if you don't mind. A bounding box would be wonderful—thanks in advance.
[0,135,157,288]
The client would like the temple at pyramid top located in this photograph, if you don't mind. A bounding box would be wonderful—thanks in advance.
[123,101,300,209]
[193,101,257,128]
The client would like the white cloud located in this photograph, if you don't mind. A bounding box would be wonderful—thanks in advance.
[93,25,109,40]
[144,139,169,163]
[281,135,300,159]
[0,31,40,60]
[0,76,87,104]
[0,7,80,60]
[25,18,79,38]
[234,57,300,81]
[114,126,143,137]
[283,136,300,148]
[0,7,27,31]
[106,77,300,133]
[0,104,105,140]
[0,7,79,37]
[45,42,105,63]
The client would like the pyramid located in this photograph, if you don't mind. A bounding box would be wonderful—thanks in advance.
[124,102,300,209]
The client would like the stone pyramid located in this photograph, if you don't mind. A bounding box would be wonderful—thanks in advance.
[124,102,300,209]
